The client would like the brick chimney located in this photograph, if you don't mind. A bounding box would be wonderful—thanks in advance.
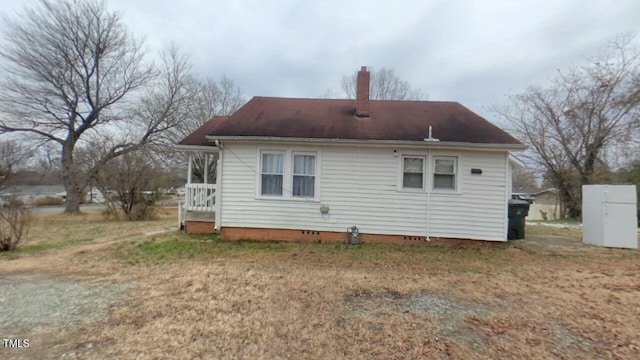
[356,66,370,117]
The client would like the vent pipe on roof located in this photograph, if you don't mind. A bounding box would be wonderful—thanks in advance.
[356,66,370,117]
[424,125,439,141]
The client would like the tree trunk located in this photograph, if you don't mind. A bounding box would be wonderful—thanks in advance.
[61,142,84,214]
[63,185,83,214]
[558,184,581,219]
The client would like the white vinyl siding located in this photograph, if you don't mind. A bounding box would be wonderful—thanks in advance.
[220,142,509,241]
[429,152,508,241]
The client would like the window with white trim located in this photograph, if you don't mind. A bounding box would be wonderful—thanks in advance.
[433,156,457,190]
[292,154,315,197]
[258,149,319,200]
[402,156,425,189]
[261,152,284,196]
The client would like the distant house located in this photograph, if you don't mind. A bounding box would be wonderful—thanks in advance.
[511,188,559,205]
[511,188,561,220]
[176,67,526,242]
[532,188,559,205]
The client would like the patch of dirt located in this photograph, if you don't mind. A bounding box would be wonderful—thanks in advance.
[521,234,590,253]
[0,273,130,337]
[343,288,597,355]
[344,289,495,350]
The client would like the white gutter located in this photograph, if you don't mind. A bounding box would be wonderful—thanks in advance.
[174,144,219,152]
[205,136,527,151]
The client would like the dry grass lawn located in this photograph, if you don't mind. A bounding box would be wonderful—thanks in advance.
[1,211,639,359]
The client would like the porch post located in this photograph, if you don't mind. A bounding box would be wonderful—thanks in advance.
[187,153,192,184]
[215,151,222,231]
[203,153,208,184]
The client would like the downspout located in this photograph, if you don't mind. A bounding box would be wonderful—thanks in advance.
[504,154,510,240]
[187,153,193,184]
[203,154,208,184]
[426,149,431,241]
[214,140,223,231]
[424,127,438,241]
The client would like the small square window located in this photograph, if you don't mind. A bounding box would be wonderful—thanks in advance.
[402,156,424,189]
[434,157,456,190]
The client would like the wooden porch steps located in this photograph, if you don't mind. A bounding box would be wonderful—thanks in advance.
[185,211,215,222]
[183,210,216,234]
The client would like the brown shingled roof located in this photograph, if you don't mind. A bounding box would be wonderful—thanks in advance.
[178,97,523,146]
[178,116,229,146]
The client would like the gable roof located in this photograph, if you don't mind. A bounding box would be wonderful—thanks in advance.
[179,97,524,147]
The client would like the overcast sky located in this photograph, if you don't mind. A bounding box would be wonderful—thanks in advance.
[4,0,640,119]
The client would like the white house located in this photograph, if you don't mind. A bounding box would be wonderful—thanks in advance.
[175,67,526,243]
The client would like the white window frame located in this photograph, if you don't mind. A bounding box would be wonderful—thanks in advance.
[400,155,426,191]
[259,150,285,197]
[432,155,458,192]
[292,151,317,198]
[256,148,320,201]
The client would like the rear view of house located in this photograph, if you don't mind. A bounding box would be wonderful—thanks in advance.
[176,67,526,242]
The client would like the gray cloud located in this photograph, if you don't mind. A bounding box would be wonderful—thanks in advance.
[4,0,640,119]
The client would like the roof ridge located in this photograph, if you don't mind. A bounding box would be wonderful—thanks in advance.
[251,96,460,104]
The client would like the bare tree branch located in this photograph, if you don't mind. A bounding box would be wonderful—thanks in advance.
[341,67,426,100]
[0,140,28,189]
[0,0,171,214]
[496,33,640,217]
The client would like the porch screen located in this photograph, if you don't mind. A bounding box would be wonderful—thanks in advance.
[261,153,283,196]
[293,154,315,197]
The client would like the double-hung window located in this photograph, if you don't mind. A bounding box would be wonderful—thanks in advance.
[261,152,284,196]
[402,156,425,189]
[433,156,457,190]
[259,150,318,199]
[293,154,315,197]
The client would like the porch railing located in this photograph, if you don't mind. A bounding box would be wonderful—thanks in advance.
[185,183,216,212]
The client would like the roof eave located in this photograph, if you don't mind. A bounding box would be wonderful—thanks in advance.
[174,144,219,152]
[205,136,528,151]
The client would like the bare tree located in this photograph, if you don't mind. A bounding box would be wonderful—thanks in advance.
[173,76,244,141]
[169,76,245,184]
[0,140,31,252]
[94,148,169,221]
[0,140,27,189]
[0,201,32,251]
[512,167,540,193]
[496,34,640,217]
[0,0,190,214]
[35,143,60,173]
[341,67,425,100]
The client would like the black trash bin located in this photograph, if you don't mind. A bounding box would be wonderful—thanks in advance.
[508,199,530,240]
